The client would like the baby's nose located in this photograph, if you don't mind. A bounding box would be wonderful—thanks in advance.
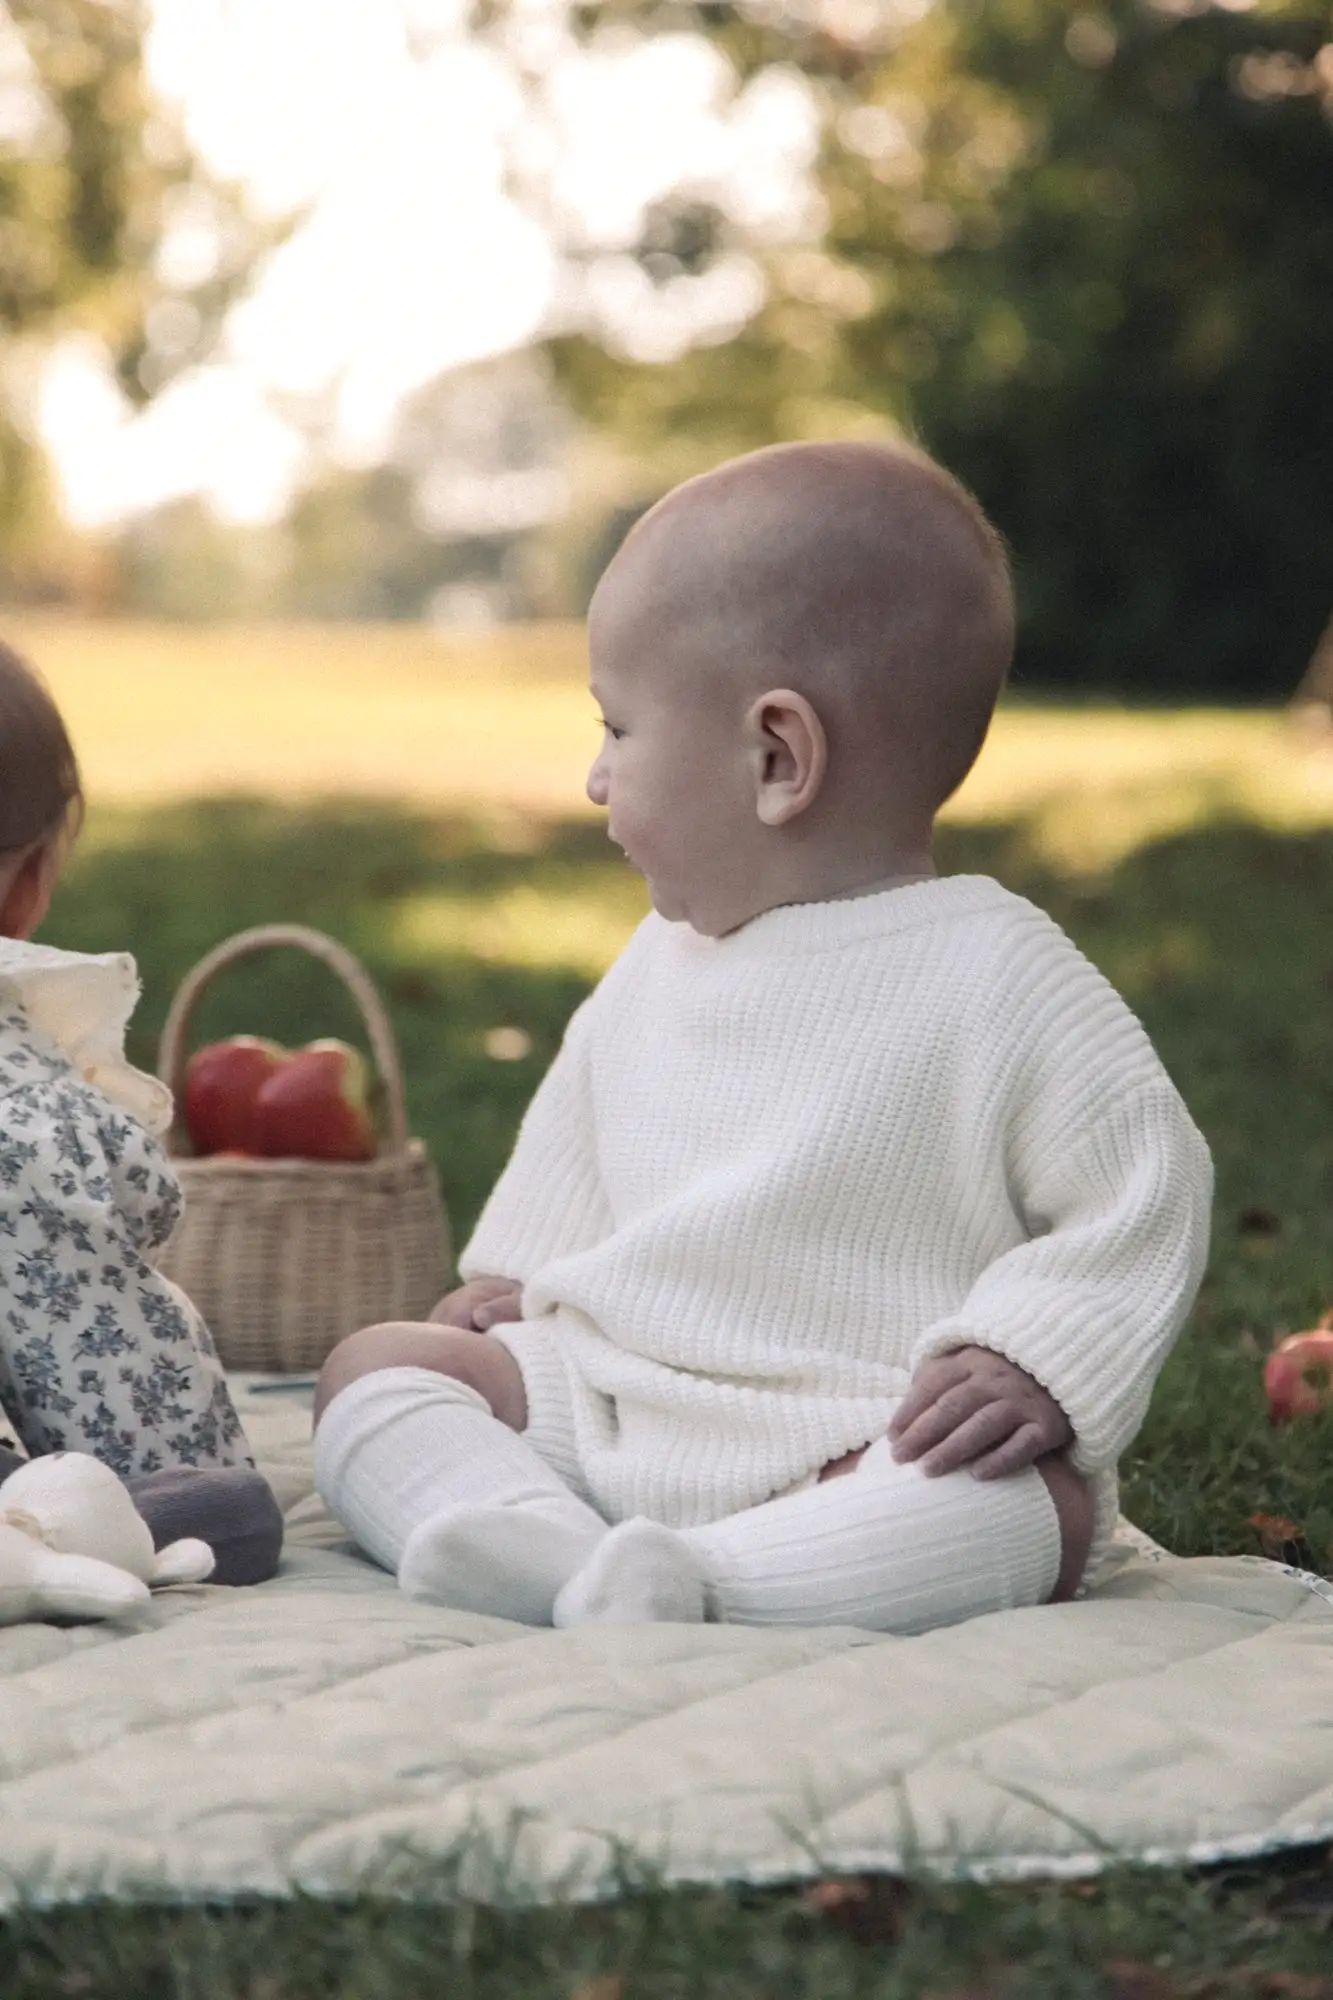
[586,755,609,806]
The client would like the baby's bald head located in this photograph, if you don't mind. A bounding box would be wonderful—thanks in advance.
[591,440,1013,830]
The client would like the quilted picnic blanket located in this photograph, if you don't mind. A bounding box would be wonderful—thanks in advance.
[0,1373,1330,1911]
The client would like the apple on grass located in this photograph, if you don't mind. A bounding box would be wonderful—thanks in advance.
[183,1036,287,1156]
[1264,1312,1333,1423]
[252,1038,377,1162]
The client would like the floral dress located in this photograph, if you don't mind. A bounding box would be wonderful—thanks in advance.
[0,941,251,1476]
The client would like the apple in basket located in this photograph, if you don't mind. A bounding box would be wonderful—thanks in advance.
[1264,1312,1333,1423]
[182,1036,287,1155]
[252,1038,377,1162]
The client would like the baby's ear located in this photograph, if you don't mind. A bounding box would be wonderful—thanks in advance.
[747,689,828,826]
[0,841,57,941]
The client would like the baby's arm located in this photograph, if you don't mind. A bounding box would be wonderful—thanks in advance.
[451,990,612,1312]
[0,1078,253,1476]
[893,918,1212,1481]
[903,1069,1212,1481]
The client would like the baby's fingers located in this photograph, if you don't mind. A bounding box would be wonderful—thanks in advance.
[429,1295,477,1328]
[890,1379,992,1465]
[967,1422,1050,1481]
[472,1291,524,1331]
[887,1356,972,1442]
[915,1402,1018,1478]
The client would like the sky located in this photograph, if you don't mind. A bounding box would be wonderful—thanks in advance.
[37,0,819,529]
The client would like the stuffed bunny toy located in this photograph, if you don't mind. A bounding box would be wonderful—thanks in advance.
[0,1452,215,1626]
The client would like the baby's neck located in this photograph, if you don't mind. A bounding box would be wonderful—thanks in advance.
[704,835,939,938]
[804,833,939,907]
[747,857,938,932]
[822,865,936,904]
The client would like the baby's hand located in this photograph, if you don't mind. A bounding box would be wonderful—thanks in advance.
[429,1275,524,1332]
[888,1346,1072,1479]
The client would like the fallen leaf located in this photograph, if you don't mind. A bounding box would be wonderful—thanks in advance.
[799,1873,912,1944]
[1239,1208,1283,1237]
[387,970,438,1007]
[1249,1512,1305,1561]
[1104,1963,1179,2000]
[571,1979,624,2000]
[484,1026,533,1061]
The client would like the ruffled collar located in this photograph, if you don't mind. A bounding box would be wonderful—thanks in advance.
[0,938,173,1134]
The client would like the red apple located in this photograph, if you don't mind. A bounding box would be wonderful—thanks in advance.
[1264,1314,1333,1423]
[183,1036,288,1156]
[252,1038,377,1162]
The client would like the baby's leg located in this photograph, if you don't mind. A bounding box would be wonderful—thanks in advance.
[313,1322,605,1623]
[817,1445,1094,1603]
[555,1438,1070,1633]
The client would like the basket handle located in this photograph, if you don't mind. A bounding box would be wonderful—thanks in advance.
[157,924,410,1154]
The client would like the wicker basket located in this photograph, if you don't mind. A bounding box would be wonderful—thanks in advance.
[154,924,452,1373]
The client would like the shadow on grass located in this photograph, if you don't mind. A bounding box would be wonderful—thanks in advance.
[46,794,1333,1566]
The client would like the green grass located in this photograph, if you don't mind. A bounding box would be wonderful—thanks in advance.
[4,1855,1333,1997]
[10,673,1333,1991]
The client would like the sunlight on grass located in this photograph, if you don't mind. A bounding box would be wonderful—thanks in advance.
[11,617,596,816]
[951,705,1333,871]
[391,876,650,977]
[12,617,1333,879]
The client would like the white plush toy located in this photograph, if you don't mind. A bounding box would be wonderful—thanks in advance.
[0,1453,215,1626]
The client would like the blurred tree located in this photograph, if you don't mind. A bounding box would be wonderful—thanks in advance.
[0,0,268,598]
[118,354,573,622]
[478,0,1333,696]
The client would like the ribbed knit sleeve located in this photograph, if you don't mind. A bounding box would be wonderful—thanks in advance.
[908,917,1213,1474]
[458,993,612,1287]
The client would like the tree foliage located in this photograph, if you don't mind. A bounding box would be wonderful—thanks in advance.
[494,0,1333,696]
[0,0,264,594]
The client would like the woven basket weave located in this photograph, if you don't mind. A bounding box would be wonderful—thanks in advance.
[154,924,451,1373]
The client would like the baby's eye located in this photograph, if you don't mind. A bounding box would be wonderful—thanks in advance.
[597,718,625,742]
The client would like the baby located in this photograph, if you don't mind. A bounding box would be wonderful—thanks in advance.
[0,640,282,1583]
[313,440,1213,1634]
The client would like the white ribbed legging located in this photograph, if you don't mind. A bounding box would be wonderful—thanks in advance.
[314,1366,1061,1632]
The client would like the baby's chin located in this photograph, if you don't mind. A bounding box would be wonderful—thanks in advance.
[644,877,686,924]
[636,863,714,932]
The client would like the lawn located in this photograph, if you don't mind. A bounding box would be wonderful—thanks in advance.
[5,617,1333,1994]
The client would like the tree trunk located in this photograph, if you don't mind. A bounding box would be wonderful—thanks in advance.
[1291,610,1333,733]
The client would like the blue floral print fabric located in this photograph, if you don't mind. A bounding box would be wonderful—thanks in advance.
[0,1005,251,1474]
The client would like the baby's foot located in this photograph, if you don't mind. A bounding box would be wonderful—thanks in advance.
[399,1501,604,1625]
[553,1519,711,1628]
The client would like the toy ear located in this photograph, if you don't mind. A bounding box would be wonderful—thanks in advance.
[149,1538,215,1587]
[0,1523,149,1626]
[31,1550,150,1621]
[0,1454,156,1580]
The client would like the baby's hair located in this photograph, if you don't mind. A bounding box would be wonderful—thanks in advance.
[0,639,84,860]
[603,438,1016,822]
